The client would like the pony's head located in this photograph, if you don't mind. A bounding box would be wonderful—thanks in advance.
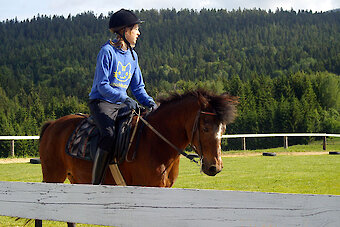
[192,89,237,176]
[158,89,237,176]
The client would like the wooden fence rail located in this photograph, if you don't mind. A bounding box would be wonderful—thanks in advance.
[0,133,339,156]
[0,181,339,226]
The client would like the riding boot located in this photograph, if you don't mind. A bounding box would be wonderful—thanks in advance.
[92,148,110,185]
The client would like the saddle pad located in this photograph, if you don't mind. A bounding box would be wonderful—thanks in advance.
[65,116,99,161]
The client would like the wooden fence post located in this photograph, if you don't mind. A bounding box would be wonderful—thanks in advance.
[35,219,42,227]
[323,136,327,151]
[283,136,288,149]
[11,140,15,157]
[242,137,246,150]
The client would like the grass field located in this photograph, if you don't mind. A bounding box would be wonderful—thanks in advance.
[175,154,340,195]
[0,139,339,194]
[0,140,340,226]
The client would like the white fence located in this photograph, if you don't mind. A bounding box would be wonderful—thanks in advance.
[0,136,39,157]
[0,133,340,157]
[0,181,339,226]
[1,133,340,156]
[222,133,340,150]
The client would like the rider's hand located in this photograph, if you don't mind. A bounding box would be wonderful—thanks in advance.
[124,97,139,110]
[149,101,158,112]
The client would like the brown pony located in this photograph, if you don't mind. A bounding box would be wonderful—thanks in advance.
[39,89,236,187]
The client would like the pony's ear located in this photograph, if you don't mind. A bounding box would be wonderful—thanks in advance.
[198,92,209,108]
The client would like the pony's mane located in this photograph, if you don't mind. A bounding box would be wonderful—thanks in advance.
[157,89,237,124]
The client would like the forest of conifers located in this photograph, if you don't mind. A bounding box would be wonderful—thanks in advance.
[0,8,339,156]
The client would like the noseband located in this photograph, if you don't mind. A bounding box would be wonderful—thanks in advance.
[134,109,217,164]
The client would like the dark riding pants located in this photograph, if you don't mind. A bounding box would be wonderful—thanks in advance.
[88,99,121,153]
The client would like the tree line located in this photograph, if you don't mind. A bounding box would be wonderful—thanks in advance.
[0,8,339,156]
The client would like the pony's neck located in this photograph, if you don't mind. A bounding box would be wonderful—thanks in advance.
[129,95,202,186]
[148,96,201,151]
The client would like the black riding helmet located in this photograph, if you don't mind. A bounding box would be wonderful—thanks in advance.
[109,9,143,60]
[109,9,143,31]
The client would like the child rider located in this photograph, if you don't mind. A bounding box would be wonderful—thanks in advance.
[88,9,157,185]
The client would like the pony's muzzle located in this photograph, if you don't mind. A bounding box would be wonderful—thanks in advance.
[202,164,222,176]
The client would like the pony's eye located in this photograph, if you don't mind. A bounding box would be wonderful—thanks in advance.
[203,127,209,132]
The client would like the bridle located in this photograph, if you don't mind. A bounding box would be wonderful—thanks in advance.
[188,110,218,162]
[132,109,217,165]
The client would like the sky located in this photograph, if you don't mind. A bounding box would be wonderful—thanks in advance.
[0,0,339,22]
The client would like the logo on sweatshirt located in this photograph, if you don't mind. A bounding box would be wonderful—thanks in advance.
[114,62,132,82]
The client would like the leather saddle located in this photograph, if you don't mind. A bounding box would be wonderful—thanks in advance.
[65,107,136,164]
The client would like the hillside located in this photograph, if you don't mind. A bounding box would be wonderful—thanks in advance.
[0,8,339,156]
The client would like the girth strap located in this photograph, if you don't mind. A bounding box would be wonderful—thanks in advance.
[109,164,126,186]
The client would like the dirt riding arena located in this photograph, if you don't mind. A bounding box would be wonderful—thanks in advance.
[0,158,32,164]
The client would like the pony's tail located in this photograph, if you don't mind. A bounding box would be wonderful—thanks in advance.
[40,121,52,142]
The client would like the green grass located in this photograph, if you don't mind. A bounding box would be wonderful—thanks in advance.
[174,155,340,195]
[1,154,338,195]
[0,163,42,182]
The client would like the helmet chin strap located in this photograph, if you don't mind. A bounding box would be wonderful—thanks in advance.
[118,29,136,61]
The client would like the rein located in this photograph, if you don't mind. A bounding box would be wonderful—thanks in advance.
[132,109,217,165]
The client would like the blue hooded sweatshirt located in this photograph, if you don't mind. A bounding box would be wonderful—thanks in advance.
[89,40,154,107]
